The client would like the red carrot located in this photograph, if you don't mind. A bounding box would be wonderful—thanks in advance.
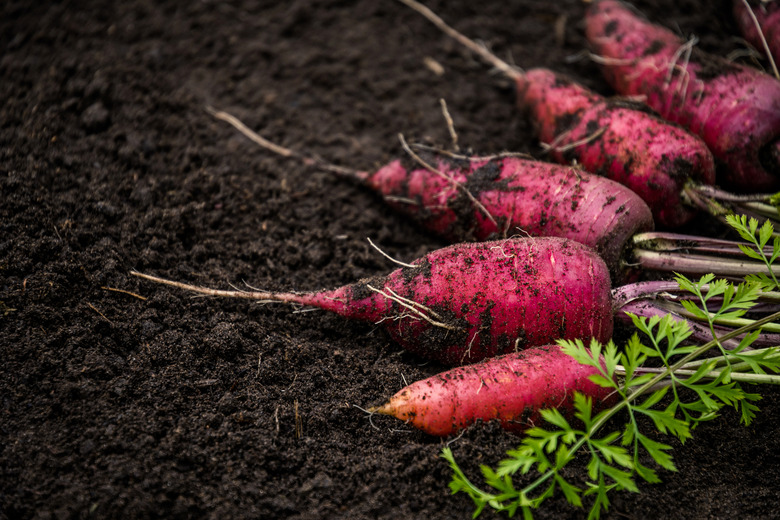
[396,0,718,229]
[370,285,780,436]
[586,0,780,192]
[209,108,780,285]
[131,239,775,367]
[363,153,654,278]
[132,237,615,366]
[515,69,716,228]
[370,344,615,436]
[208,108,653,282]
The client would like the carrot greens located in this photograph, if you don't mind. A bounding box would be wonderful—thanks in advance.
[727,213,780,288]
[442,217,780,519]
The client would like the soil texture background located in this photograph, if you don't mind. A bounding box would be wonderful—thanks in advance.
[3,1,780,518]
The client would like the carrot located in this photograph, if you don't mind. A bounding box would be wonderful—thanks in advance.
[395,0,717,229]
[370,280,780,436]
[210,108,780,285]
[732,0,780,75]
[360,153,654,280]
[208,109,653,282]
[131,235,776,367]
[370,344,615,436]
[132,237,614,366]
[517,69,721,229]
[586,0,780,192]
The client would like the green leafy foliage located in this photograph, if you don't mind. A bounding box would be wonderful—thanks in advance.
[725,214,780,289]
[444,218,780,518]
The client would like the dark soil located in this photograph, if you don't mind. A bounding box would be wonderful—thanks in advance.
[3,1,780,518]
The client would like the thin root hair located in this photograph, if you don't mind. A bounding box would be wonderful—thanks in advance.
[740,0,779,78]
[396,0,524,80]
[445,430,466,447]
[131,271,280,302]
[352,404,381,431]
[366,237,416,268]
[206,106,359,178]
[663,36,697,88]
[411,142,534,162]
[540,126,607,155]
[583,51,638,67]
[439,98,460,152]
[366,283,461,331]
[374,312,420,325]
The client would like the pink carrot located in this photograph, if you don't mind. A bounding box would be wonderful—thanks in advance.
[209,108,653,282]
[132,241,773,368]
[210,109,780,285]
[364,153,652,278]
[133,237,615,366]
[371,344,615,436]
[515,69,715,228]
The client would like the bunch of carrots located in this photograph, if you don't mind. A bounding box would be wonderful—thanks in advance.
[132,0,780,517]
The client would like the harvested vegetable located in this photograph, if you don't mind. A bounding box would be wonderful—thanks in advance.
[211,108,780,284]
[349,153,652,278]
[371,344,615,436]
[133,237,614,365]
[372,286,780,436]
[396,0,718,228]
[133,221,778,367]
[209,108,653,281]
[586,0,780,191]
[436,217,780,518]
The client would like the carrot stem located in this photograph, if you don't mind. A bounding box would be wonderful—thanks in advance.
[680,346,780,369]
[617,364,780,385]
[685,184,780,227]
[632,249,780,277]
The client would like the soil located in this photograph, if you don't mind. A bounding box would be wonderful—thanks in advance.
[3,1,780,519]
